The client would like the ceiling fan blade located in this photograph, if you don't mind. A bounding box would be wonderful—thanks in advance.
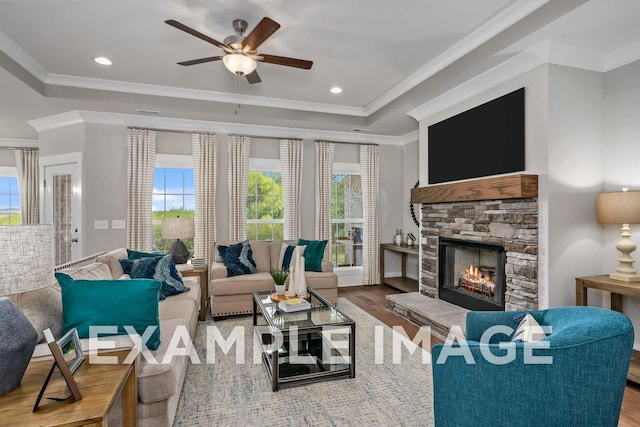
[177,56,223,66]
[165,19,229,50]
[245,70,262,84]
[258,54,313,70]
[241,17,280,51]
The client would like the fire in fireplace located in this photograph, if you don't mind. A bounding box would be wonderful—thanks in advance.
[438,238,506,311]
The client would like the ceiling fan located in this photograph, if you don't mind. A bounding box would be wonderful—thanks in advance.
[165,17,313,84]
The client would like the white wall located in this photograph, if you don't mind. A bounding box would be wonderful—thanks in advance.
[603,59,640,349]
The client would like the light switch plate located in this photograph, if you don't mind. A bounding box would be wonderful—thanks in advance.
[94,220,109,230]
[112,220,126,229]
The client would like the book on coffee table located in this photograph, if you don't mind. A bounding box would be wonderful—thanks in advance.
[278,298,311,313]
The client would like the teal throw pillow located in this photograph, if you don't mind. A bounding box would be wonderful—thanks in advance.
[119,255,189,300]
[55,273,161,350]
[297,239,328,272]
[217,240,257,277]
[127,249,164,260]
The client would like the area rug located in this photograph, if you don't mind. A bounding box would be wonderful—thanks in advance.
[173,298,435,426]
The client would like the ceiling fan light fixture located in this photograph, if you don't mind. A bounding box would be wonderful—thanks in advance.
[223,53,257,76]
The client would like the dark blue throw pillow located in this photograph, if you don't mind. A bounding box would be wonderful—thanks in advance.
[119,255,189,300]
[217,240,257,277]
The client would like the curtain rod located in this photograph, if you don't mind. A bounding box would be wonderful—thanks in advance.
[0,146,38,151]
[148,127,376,145]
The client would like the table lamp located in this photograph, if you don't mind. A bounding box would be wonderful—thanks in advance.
[162,217,194,264]
[0,225,54,395]
[596,189,640,282]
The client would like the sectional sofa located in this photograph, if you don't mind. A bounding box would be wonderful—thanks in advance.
[210,240,338,317]
[9,248,200,427]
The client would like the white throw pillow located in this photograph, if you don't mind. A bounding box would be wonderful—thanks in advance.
[511,313,547,342]
[277,244,306,270]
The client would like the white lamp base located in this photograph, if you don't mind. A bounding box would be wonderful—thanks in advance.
[610,223,640,283]
[609,273,640,282]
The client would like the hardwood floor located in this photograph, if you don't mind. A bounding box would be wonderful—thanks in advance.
[338,284,640,426]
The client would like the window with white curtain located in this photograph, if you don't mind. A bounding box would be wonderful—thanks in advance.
[247,158,284,240]
[152,154,194,252]
[331,163,363,268]
[0,168,20,224]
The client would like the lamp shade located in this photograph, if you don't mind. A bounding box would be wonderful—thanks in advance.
[161,218,195,240]
[596,191,640,224]
[0,225,54,296]
[223,53,257,75]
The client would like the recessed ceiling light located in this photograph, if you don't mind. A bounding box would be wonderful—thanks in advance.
[330,86,342,94]
[94,57,112,66]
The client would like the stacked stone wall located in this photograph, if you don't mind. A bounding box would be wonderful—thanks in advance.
[421,198,538,311]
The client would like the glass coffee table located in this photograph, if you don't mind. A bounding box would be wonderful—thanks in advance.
[252,288,356,391]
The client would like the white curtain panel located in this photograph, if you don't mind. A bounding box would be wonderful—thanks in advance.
[228,134,250,241]
[360,144,380,285]
[314,141,335,261]
[280,139,304,240]
[192,132,217,265]
[127,128,156,251]
[14,148,39,224]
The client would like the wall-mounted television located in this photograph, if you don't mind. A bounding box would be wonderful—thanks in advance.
[428,87,525,184]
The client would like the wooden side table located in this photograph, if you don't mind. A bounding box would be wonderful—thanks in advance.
[0,350,137,426]
[379,243,419,292]
[576,275,640,384]
[180,265,209,321]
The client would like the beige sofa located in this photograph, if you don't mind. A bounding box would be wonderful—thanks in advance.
[210,240,338,317]
[10,248,200,427]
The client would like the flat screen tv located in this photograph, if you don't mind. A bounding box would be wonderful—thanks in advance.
[428,87,525,184]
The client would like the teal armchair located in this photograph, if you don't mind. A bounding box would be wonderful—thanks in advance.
[431,306,634,427]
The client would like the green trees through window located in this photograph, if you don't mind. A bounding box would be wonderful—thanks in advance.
[332,174,363,267]
[0,176,20,224]
[247,170,284,240]
[152,168,194,252]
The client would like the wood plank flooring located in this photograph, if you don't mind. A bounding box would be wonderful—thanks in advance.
[338,284,640,426]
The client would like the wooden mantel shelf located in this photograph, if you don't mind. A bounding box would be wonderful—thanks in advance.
[411,174,538,204]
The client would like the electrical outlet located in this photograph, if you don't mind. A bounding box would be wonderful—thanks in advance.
[112,220,126,229]
[94,220,109,230]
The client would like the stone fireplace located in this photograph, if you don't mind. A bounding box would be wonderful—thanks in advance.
[439,237,506,311]
[412,174,539,311]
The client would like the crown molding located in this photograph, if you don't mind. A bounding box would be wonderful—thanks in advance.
[28,111,84,132]
[0,29,48,82]
[605,38,640,71]
[0,137,38,148]
[28,110,414,146]
[45,74,366,117]
[364,0,551,115]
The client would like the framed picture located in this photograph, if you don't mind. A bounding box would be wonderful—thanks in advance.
[33,328,83,411]
[57,328,84,374]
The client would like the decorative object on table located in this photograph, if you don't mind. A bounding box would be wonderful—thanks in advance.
[597,188,640,282]
[270,269,289,296]
[406,233,416,246]
[394,229,403,246]
[288,253,308,298]
[191,257,205,268]
[0,225,54,396]
[34,328,83,410]
[162,217,195,264]
[278,297,311,313]
[410,180,420,227]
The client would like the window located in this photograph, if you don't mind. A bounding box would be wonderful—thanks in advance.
[152,167,194,252]
[331,168,363,268]
[247,160,284,240]
[0,175,20,224]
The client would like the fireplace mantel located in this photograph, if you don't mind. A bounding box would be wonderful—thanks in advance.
[411,174,538,204]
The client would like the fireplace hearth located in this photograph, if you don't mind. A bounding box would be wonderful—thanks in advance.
[439,238,506,311]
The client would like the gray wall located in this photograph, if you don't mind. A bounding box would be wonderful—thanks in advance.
[603,59,640,348]
[0,149,16,166]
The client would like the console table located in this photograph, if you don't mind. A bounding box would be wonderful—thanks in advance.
[575,275,640,384]
[379,243,419,292]
[0,349,137,426]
